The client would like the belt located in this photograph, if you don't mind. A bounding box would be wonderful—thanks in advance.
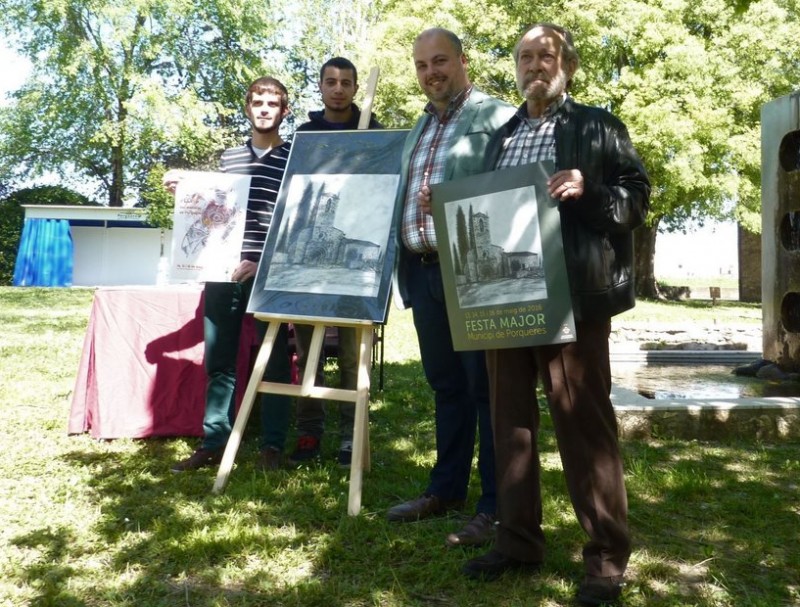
[419,251,439,265]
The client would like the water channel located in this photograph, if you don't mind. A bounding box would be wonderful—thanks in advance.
[611,362,800,400]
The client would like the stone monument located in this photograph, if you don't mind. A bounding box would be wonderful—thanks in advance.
[761,91,800,371]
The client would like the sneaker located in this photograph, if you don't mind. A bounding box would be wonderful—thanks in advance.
[170,447,223,473]
[258,446,283,471]
[337,440,353,468]
[288,435,320,464]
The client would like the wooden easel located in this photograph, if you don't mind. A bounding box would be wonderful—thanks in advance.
[213,66,383,515]
[212,316,374,515]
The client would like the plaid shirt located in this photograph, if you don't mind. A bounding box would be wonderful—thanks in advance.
[401,86,473,253]
[496,94,567,169]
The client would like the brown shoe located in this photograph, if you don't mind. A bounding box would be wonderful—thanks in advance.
[258,446,283,471]
[446,512,496,547]
[576,574,625,605]
[170,448,223,473]
[386,494,465,522]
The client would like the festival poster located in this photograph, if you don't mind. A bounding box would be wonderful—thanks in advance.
[430,161,576,351]
[169,171,251,283]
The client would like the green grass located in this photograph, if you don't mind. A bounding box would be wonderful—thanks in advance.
[618,298,761,325]
[1,287,798,606]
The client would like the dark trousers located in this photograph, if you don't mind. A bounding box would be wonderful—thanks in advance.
[406,254,496,515]
[487,319,630,577]
[293,324,357,441]
[201,280,292,451]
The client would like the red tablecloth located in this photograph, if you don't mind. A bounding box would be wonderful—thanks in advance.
[68,285,258,439]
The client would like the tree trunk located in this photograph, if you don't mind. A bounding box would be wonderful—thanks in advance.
[108,139,125,207]
[634,218,660,299]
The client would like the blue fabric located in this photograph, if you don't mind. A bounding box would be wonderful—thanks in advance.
[13,218,74,287]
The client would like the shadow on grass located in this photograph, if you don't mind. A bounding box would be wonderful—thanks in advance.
[9,358,800,606]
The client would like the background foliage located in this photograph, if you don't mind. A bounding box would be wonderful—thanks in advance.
[0,0,799,290]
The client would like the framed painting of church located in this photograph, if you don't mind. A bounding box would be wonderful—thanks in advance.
[248,129,409,324]
[430,161,576,351]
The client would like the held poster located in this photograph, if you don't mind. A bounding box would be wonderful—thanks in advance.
[430,161,576,351]
[169,171,251,283]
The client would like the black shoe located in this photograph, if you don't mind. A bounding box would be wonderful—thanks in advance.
[288,435,320,465]
[337,440,353,468]
[258,446,284,471]
[576,574,625,606]
[170,447,223,473]
[462,549,541,581]
[446,513,496,547]
[386,494,465,522]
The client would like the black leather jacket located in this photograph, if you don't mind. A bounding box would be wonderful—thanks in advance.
[485,97,651,322]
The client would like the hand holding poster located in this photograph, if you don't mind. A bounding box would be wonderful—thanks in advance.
[429,161,576,351]
[169,171,251,283]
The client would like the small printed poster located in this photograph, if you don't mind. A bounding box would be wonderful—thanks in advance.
[169,171,251,283]
[430,161,576,351]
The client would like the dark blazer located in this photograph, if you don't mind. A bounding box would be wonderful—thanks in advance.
[392,87,515,308]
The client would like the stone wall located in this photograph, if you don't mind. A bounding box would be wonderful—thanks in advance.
[738,224,762,303]
[616,404,800,441]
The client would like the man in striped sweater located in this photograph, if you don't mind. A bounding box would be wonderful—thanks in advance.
[169,76,294,473]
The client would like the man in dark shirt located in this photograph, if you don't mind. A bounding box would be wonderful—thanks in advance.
[284,57,382,468]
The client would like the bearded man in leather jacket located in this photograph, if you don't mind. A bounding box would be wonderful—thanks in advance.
[462,23,650,607]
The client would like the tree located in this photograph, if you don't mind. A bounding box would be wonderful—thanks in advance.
[360,0,520,128]
[0,0,292,208]
[364,0,800,297]
[0,185,92,285]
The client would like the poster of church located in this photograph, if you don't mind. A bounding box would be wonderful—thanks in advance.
[249,129,408,323]
[431,161,576,351]
[169,171,251,283]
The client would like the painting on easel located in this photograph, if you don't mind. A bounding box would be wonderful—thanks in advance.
[248,129,408,323]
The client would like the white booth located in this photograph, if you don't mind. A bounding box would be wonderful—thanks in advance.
[15,205,172,287]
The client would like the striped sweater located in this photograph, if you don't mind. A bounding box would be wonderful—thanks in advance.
[219,139,291,262]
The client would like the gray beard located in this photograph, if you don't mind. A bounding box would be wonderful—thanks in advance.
[518,68,568,102]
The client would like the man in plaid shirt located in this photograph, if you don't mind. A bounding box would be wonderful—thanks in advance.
[387,28,515,548]
[463,24,650,607]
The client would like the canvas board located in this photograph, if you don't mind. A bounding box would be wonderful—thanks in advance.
[248,129,409,323]
[169,171,251,283]
[430,161,576,350]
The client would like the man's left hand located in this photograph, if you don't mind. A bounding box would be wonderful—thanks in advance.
[548,169,584,201]
[231,260,258,282]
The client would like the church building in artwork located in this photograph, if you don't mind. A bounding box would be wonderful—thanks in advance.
[276,182,381,271]
[457,205,542,285]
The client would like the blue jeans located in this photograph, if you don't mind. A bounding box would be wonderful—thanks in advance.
[201,280,292,451]
[405,254,496,515]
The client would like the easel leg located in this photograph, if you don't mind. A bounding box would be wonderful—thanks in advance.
[347,325,373,515]
[212,321,280,494]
